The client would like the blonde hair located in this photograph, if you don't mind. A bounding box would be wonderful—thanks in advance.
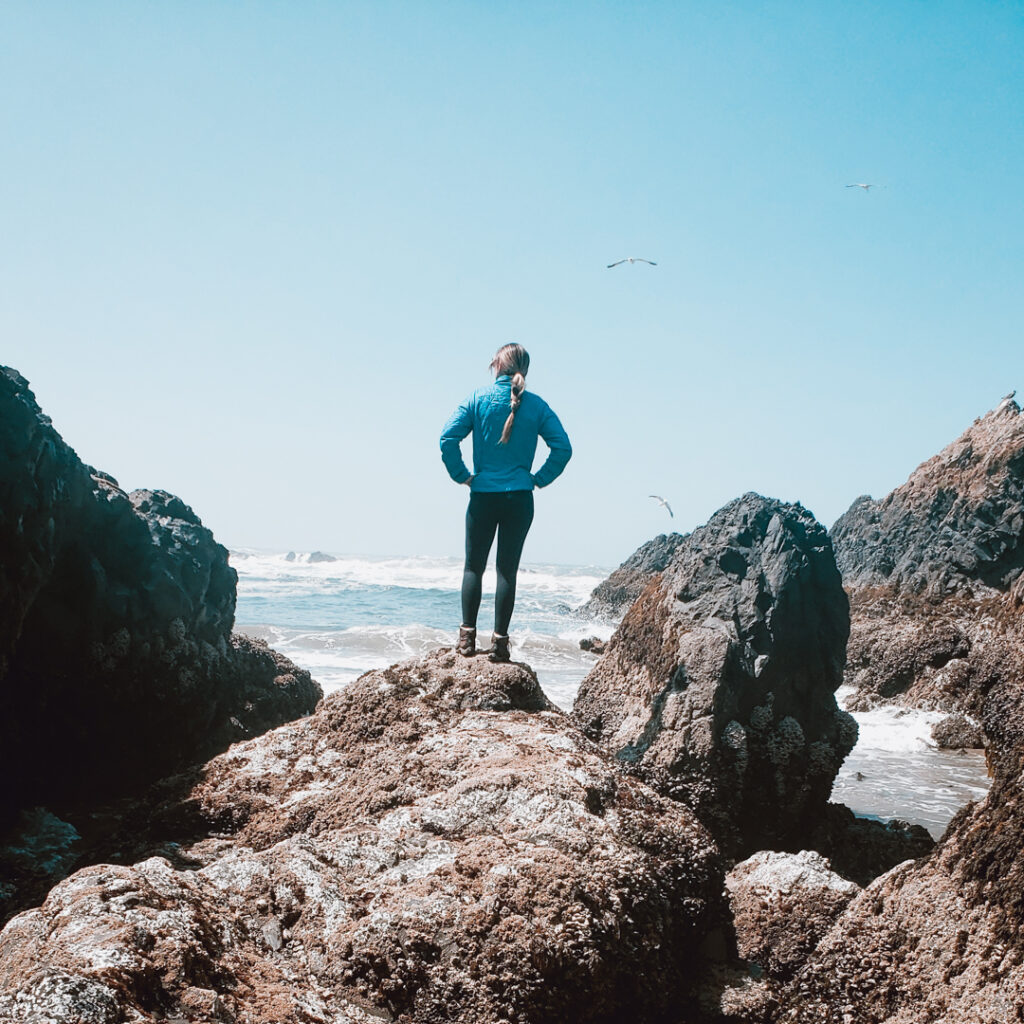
[489,344,530,445]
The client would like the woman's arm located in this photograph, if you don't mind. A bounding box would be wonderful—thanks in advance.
[531,405,572,487]
[440,400,475,483]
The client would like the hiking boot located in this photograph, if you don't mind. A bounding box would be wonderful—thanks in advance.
[457,625,476,657]
[488,634,510,663]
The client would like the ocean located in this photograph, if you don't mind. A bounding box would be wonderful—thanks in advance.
[232,550,990,839]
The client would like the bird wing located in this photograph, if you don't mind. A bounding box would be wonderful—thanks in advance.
[649,495,664,501]
[607,259,626,268]
[666,503,674,517]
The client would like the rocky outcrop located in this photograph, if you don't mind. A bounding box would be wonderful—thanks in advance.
[577,531,687,619]
[0,651,726,1024]
[931,711,985,749]
[832,397,1024,597]
[778,624,1024,1022]
[573,493,857,858]
[727,851,860,982]
[0,367,321,823]
[832,398,1024,717]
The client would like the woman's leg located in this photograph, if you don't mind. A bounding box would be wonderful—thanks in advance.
[493,492,535,636]
[461,493,499,629]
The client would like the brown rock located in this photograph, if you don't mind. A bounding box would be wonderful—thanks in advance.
[931,711,985,749]
[805,803,934,888]
[778,629,1024,1023]
[832,397,1024,596]
[833,398,1024,721]
[726,850,859,981]
[577,531,688,619]
[0,651,727,1024]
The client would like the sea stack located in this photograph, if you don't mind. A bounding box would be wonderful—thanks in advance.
[573,492,856,857]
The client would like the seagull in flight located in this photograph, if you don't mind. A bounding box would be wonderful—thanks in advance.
[649,495,673,517]
[607,257,657,268]
[846,183,883,192]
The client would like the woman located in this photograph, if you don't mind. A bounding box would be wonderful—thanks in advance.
[440,344,572,662]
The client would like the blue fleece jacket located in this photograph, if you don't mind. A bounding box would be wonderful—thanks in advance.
[440,375,572,491]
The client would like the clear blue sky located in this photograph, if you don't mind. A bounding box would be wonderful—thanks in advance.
[3,1,1021,566]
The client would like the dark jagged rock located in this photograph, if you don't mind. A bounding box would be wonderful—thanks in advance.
[0,651,727,1024]
[308,550,337,563]
[0,367,321,824]
[831,399,1024,718]
[573,493,856,858]
[578,635,607,655]
[805,803,934,887]
[577,531,687,618]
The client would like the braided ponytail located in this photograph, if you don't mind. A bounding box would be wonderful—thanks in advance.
[490,343,530,446]
[500,371,526,444]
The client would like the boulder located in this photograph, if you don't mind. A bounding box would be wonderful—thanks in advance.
[577,531,688,619]
[0,367,321,823]
[573,493,856,858]
[0,651,727,1024]
[931,711,985,749]
[726,850,859,981]
[804,803,934,888]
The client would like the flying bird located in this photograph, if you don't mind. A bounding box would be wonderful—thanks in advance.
[607,257,657,268]
[649,495,673,517]
[846,183,882,192]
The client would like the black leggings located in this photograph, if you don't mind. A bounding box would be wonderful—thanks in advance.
[461,490,535,636]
